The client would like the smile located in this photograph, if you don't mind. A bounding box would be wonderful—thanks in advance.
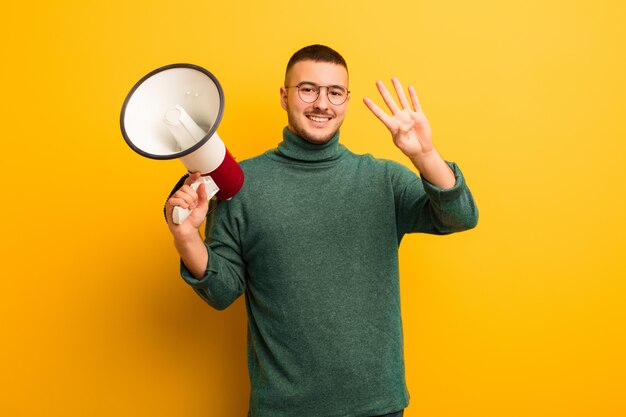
[307,115,332,123]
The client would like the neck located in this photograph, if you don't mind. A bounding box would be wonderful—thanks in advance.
[276,127,343,162]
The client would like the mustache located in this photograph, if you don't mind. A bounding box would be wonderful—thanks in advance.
[305,112,334,117]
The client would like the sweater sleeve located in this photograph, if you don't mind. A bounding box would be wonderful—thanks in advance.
[393,161,478,238]
[179,200,247,311]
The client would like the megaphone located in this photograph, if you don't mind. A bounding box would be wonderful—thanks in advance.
[120,63,244,224]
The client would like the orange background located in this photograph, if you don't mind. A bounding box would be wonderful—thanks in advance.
[1,0,625,416]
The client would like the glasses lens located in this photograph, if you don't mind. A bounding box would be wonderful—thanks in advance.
[297,83,319,103]
[328,86,348,105]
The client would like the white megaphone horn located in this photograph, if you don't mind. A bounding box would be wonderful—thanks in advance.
[120,63,244,224]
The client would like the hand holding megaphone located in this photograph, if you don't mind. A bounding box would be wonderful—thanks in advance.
[172,175,219,224]
[166,172,210,227]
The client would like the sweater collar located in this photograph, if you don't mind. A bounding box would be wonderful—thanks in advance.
[276,127,343,162]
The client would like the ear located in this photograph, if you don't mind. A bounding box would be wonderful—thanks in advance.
[280,87,288,110]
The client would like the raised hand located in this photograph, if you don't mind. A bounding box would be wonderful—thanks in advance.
[363,78,433,159]
[364,78,455,189]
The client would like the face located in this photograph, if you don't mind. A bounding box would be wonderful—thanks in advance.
[280,60,349,144]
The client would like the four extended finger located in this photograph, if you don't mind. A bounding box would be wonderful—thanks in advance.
[376,80,401,115]
[392,78,411,110]
[363,96,395,129]
[409,85,424,114]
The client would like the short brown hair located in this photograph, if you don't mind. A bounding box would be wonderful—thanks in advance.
[285,44,348,80]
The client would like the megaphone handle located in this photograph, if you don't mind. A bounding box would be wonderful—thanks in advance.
[172,205,192,225]
[172,177,219,225]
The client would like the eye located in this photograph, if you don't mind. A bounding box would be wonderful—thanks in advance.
[329,87,346,97]
[297,83,317,93]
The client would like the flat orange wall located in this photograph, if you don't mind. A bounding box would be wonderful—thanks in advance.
[1,1,625,416]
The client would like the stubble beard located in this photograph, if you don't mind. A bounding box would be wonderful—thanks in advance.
[287,113,341,145]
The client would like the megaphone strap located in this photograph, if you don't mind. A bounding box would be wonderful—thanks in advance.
[164,173,190,222]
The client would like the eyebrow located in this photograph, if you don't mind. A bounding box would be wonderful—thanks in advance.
[298,81,348,89]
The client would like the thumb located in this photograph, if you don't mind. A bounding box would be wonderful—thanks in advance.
[196,182,209,208]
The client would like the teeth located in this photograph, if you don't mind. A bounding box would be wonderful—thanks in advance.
[309,116,330,122]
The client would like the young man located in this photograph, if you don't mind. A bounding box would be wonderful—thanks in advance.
[166,45,478,417]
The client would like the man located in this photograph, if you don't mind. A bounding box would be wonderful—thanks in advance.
[166,45,478,417]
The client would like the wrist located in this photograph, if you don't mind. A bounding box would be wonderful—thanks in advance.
[409,149,456,189]
[409,148,440,172]
[173,228,203,249]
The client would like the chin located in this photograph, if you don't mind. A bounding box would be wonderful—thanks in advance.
[287,116,341,144]
[301,133,335,144]
[293,125,339,144]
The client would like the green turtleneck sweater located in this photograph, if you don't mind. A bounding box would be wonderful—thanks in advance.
[180,128,478,417]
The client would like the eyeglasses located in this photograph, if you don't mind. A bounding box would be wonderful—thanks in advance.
[285,82,350,105]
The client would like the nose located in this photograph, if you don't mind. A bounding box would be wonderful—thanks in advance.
[313,86,330,109]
